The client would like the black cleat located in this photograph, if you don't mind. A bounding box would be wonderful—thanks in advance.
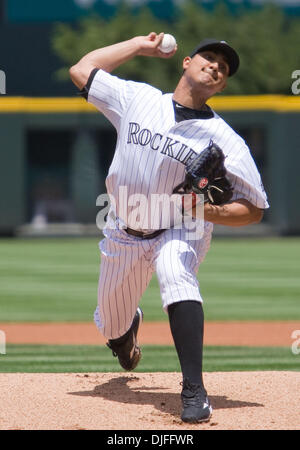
[181,378,213,423]
[106,308,143,371]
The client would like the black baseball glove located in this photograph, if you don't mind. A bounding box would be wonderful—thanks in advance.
[173,140,233,206]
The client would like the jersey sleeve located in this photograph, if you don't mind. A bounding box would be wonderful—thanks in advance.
[86,69,142,130]
[225,146,269,209]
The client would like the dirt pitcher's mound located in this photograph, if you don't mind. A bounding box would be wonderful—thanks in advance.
[0,372,299,430]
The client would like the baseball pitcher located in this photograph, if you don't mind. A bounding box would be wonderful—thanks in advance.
[70,32,269,423]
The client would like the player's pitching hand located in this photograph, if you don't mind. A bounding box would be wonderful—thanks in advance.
[135,32,177,58]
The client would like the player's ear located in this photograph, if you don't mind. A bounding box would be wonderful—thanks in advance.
[182,56,192,70]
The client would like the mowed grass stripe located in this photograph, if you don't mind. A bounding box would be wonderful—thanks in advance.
[0,345,298,373]
[1,237,300,321]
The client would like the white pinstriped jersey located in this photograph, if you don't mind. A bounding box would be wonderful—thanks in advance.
[88,69,269,233]
[88,69,269,338]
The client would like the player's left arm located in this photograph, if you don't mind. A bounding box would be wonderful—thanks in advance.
[198,141,268,226]
[202,198,264,227]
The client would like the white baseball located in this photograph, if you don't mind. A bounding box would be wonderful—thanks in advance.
[159,34,176,53]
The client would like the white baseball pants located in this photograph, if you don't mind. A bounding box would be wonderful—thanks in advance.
[94,223,213,339]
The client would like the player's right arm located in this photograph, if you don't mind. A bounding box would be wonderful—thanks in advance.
[69,32,175,90]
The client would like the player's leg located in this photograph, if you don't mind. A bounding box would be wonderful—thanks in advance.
[153,225,213,422]
[168,300,205,386]
[94,229,154,370]
[167,300,212,422]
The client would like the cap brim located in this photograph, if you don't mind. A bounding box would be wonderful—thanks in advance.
[191,42,239,77]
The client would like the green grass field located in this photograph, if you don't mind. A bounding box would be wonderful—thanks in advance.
[1,236,299,373]
[0,345,298,373]
[0,236,299,322]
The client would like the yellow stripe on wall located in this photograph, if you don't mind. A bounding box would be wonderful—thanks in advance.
[0,97,97,113]
[208,95,300,112]
[0,95,300,113]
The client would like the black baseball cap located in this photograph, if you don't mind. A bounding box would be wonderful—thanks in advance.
[190,39,240,76]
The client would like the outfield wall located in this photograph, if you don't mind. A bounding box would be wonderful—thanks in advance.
[0,95,299,235]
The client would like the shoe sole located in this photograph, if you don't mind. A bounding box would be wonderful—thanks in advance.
[130,307,143,370]
[126,346,141,371]
[136,307,143,330]
[181,407,213,424]
[122,307,143,371]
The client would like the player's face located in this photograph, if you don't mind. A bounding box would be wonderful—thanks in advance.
[182,50,229,95]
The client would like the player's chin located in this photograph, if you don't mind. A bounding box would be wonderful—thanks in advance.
[203,80,226,95]
[197,77,217,90]
[196,80,219,96]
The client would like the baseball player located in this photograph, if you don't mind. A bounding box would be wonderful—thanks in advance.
[70,32,269,423]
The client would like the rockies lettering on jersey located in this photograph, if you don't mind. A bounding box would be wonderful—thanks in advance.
[127,121,197,164]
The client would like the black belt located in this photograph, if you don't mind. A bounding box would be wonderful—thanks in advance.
[125,227,165,239]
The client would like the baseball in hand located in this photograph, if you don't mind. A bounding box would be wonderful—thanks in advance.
[159,34,176,53]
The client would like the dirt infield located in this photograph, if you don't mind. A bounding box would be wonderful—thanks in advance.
[1,321,299,430]
[1,321,299,346]
[0,372,299,430]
